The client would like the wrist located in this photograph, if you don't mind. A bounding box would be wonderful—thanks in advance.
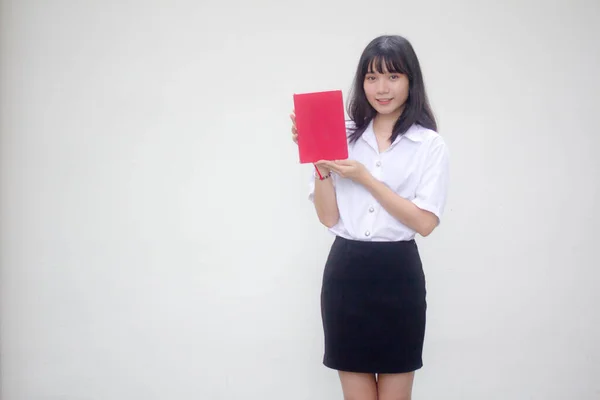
[361,172,377,189]
[314,168,332,181]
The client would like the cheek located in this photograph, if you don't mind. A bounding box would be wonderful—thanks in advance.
[401,78,410,97]
[394,83,409,100]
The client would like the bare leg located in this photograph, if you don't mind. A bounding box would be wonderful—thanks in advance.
[338,371,378,400]
[376,371,415,400]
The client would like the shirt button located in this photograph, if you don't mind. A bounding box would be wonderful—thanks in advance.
[375,161,381,167]
[365,230,371,237]
[369,207,375,213]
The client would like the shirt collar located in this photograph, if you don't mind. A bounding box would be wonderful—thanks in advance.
[361,120,424,150]
[399,124,425,143]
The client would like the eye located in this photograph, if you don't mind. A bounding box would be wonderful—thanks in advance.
[389,74,400,80]
[365,75,376,81]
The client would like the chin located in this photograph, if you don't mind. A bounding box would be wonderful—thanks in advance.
[375,106,404,116]
[370,100,404,116]
[379,108,401,115]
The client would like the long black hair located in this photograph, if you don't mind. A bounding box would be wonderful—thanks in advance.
[347,35,437,144]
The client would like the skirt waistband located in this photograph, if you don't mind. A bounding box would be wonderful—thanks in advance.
[335,235,416,248]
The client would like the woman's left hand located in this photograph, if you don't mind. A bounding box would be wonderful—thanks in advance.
[315,159,372,185]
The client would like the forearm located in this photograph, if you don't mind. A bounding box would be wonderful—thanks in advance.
[313,170,340,228]
[362,175,438,237]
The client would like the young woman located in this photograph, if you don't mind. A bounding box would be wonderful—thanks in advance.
[290,35,449,400]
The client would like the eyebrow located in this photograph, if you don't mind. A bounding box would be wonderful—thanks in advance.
[366,70,400,74]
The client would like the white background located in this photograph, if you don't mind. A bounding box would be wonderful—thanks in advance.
[1,0,599,399]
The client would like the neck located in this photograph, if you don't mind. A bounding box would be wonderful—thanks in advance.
[373,108,403,139]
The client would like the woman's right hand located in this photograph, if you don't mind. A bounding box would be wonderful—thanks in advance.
[290,111,298,144]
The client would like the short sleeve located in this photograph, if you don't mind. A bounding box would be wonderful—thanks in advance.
[411,137,450,222]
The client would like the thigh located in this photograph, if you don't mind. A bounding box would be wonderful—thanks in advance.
[377,371,415,400]
[338,371,378,400]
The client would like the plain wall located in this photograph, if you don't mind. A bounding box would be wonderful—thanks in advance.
[1,0,599,399]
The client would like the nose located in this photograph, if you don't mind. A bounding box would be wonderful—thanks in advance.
[376,79,389,94]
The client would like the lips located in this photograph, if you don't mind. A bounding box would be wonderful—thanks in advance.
[376,98,393,105]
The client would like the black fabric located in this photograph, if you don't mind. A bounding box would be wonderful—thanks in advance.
[320,236,427,374]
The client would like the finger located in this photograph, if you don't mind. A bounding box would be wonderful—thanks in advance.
[290,113,295,123]
[315,160,335,168]
[292,134,298,144]
[291,126,297,135]
[334,159,353,166]
[316,161,337,173]
[319,161,344,175]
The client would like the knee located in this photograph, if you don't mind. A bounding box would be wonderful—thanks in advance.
[343,396,377,400]
[378,395,411,400]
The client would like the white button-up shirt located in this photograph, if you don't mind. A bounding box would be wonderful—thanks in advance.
[308,120,449,241]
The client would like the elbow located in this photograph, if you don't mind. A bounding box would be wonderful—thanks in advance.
[418,226,435,237]
[315,204,340,228]
[320,218,339,229]
[319,214,339,228]
[416,217,439,237]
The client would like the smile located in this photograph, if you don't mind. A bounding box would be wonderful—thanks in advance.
[376,98,393,104]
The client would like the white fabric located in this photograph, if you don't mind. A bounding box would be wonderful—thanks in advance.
[308,120,449,241]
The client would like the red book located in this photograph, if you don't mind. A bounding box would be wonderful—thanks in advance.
[293,90,349,164]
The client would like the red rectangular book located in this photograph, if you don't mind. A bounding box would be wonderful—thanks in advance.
[293,90,348,164]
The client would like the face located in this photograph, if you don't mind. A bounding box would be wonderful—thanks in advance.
[363,63,409,118]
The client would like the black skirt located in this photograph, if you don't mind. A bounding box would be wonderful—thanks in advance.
[320,236,427,374]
